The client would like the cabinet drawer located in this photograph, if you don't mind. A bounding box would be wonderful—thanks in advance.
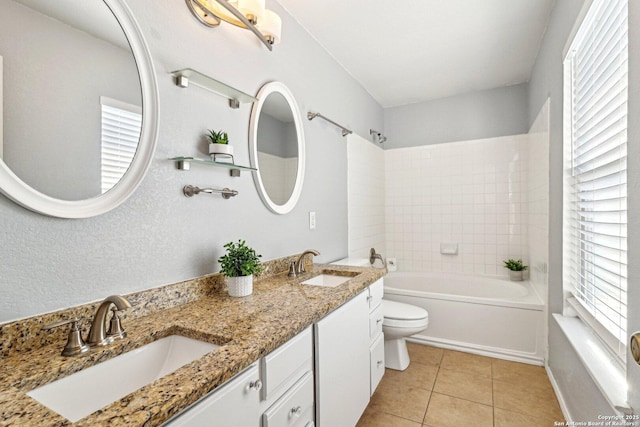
[368,279,384,311]
[164,364,260,426]
[262,371,314,427]
[262,327,312,401]
[369,304,383,340]
[369,334,385,396]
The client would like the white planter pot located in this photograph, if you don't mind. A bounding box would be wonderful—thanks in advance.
[508,270,524,281]
[227,274,253,297]
[209,143,234,157]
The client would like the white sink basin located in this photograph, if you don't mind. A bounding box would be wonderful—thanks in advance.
[302,274,352,288]
[27,335,218,422]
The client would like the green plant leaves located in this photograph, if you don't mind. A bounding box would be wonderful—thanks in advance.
[218,240,263,277]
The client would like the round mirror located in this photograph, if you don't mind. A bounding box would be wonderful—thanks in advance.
[0,0,158,218]
[249,82,305,215]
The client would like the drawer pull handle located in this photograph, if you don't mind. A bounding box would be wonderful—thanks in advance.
[377,360,383,366]
[291,406,303,417]
[376,318,383,324]
[366,295,373,303]
[248,379,262,391]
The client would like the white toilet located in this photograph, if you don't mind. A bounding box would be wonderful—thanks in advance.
[382,299,429,371]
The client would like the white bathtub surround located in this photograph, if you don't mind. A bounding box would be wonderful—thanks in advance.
[526,99,550,303]
[384,271,545,364]
[347,133,385,258]
[384,134,530,276]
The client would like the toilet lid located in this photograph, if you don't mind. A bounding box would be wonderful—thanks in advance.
[382,300,428,320]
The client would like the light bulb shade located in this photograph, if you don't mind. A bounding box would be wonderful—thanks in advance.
[257,9,282,45]
[238,0,265,22]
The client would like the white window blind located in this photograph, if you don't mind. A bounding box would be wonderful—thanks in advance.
[563,0,628,360]
[100,96,142,194]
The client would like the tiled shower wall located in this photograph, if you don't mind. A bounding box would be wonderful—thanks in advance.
[527,99,550,296]
[384,135,531,275]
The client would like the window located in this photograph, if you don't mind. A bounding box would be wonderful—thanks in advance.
[100,96,142,194]
[563,0,628,362]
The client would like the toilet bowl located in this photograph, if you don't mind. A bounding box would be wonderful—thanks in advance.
[382,299,429,371]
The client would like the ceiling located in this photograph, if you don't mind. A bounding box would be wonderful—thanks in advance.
[276,0,555,108]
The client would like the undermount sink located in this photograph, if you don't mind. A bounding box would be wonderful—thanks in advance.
[27,335,219,422]
[301,272,358,288]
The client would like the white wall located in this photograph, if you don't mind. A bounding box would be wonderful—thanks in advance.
[384,135,530,275]
[0,0,383,322]
[346,133,385,259]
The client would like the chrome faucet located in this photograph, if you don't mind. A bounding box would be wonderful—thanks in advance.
[370,248,386,267]
[289,249,320,277]
[87,295,132,347]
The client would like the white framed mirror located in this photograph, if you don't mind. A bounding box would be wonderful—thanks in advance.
[249,82,305,215]
[0,0,159,218]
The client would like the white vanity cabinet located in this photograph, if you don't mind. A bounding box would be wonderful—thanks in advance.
[367,278,385,395]
[260,327,314,427]
[314,290,370,427]
[164,363,261,427]
[165,327,314,427]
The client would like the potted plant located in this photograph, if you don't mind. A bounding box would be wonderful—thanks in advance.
[503,258,528,281]
[218,240,263,297]
[207,129,233,158]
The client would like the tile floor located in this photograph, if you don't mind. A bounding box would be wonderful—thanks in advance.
[357,342,564,427]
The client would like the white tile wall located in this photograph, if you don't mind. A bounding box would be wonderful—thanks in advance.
[527,99,550,297]
[347,134,385,259]
[384,135,530,276]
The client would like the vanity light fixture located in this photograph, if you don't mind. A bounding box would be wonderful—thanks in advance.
[185,0,281,51]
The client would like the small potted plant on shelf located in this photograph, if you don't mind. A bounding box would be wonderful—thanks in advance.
[207,129,233,159]
[503,258,528,281]
[218,240,263,297]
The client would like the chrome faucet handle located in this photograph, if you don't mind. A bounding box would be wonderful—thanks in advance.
[106,307,127,340]
[42,318,90,357]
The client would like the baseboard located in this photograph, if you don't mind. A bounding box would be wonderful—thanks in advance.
[545,364,571,422]
[407,334,545,366]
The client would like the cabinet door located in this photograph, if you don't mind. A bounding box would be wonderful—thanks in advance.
[314,291,370,427]
[164,364,261,427]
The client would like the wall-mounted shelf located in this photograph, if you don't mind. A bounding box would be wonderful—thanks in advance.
[170,68,257,109]
[170,156,256,177]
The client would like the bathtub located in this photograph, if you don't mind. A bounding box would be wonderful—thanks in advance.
[384,272,545,364]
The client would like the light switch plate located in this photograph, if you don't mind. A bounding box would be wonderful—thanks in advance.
[309,211,316,229]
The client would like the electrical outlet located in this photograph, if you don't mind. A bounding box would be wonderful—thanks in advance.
[309,211,316,229]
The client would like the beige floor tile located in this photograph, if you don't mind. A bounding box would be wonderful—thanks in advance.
[423,393,493,427]
[492,359,553,391]
[356,405,422,427]
[440,349,492,378]
[369,376,431,423]
[432,367,493,405]
[384,362,439,391]
[494,407,560,427]
[493,379,563,420]
[407,343,444,366]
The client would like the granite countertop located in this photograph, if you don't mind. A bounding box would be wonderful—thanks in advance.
[0,263,385,426]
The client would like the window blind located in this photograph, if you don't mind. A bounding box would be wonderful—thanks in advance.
[564,0,627,358]
[100,96,142,194]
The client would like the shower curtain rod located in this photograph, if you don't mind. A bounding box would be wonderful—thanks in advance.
[307,111,353,137]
